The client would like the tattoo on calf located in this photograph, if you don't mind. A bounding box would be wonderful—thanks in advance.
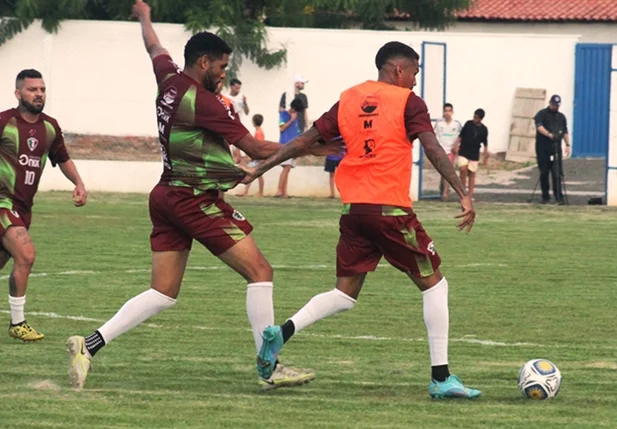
[9,272,17,297]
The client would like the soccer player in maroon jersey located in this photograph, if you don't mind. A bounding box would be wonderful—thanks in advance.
[0,69,88,342]
[66,0,336,391]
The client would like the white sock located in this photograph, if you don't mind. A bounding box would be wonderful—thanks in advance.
[422,277,449,366]
[290,288,356,332]
[8,295,25,325]
[98,289,176,344]
[246,282,274,352]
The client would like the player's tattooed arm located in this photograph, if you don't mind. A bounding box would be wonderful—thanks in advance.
[235,127,325,166]
[132,0,170,59]
[233,134,283,161]
[418,131,467,198]
[253,127,323,176]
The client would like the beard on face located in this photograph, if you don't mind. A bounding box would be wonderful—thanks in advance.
[203,69,220,93]
[20,98,44,114]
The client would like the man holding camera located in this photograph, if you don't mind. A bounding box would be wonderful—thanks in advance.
[534,94,571,204]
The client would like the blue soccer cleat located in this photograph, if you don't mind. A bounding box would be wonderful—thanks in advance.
[429,375,481,399]
[256,325,284,379]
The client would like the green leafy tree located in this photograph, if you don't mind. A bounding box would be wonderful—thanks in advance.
[0,0,472,77]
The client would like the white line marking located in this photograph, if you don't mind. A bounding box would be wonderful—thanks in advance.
[0,310,102,322]
[0,309,555,348]
[58,270,99,275]
[0,262,506,281]
[0,310,160,328]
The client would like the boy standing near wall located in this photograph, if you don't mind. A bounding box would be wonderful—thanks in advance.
[457,109,488,201]
[242,114,266,197]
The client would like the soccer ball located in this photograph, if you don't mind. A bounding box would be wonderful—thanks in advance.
[517,359,562,400]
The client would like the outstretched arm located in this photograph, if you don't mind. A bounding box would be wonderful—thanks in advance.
[59,160,88,207]
[252,127,322,177]
[233,134,283,161]
[418,131,475,232]
[132,0,169,59]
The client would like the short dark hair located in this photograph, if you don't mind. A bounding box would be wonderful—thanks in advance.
[444,103,453,110]
[230,78,242,86]
[184,32,232,66]
[16,69,43,87]
[474,108,485,119]
[290,98,305,112]
[375,42,419,70]
[252,114,264,127]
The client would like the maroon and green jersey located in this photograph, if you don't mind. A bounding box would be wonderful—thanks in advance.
[152,55,250,192]
[0,109,70,212]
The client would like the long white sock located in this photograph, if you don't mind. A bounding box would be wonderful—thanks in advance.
[8,295,25,325]
[290,288,356,332]
[422,277,449,366]
[246,282,274,352]
[98,289,176,344]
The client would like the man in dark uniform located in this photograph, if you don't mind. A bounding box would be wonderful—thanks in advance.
[534,94,571,204]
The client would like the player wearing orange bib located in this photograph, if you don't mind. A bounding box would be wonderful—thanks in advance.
[241,42,479,398]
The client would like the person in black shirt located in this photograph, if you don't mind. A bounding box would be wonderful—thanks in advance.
[534,94,571,204]
[456,109,488,200]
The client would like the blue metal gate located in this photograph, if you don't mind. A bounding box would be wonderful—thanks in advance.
[418,41,447,199]
[573,44,612,158]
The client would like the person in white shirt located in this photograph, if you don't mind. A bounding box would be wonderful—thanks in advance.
[434,103,462,200]
[228,78,249,119]
[227,78,250,161]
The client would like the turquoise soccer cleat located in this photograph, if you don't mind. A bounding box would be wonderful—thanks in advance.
[256,325,284,379]
[428,375,481,399]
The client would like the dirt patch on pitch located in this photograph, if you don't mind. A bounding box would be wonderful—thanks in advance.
[30,379,61,391]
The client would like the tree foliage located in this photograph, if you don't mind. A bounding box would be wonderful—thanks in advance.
[0,0,472,77]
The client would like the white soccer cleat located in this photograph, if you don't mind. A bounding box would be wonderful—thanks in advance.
[66,336,92,390]
[258,364,315,391]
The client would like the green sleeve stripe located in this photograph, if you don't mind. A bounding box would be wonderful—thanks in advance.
[43,120,57,146]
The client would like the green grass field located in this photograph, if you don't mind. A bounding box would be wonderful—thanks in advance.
[1,192,616,429]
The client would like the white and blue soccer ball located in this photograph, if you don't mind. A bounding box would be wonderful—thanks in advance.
[517,359,562,400]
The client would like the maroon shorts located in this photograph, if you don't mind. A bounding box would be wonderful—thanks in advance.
[0,208,32,238]
[149,185,253,255]
[336,204,441,278]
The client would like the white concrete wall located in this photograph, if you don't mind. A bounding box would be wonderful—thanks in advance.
[0,20,578,155]
[38,160,337,197]
[608,47,617,206]
[39,159,420,199]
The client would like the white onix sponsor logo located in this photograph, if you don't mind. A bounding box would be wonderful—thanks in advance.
[19,154,41,168]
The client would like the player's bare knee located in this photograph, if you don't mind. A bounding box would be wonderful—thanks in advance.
[246,257,273,283]
[15,247,36,271]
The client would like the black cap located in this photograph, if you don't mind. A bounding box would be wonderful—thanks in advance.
[549,94,562,105]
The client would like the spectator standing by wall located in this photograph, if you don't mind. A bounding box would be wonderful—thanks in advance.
[279,75,309,132]
[275,99,303,198]
[457,109,488,201]
[434,103,462,200]
[242,114,266,197]
[534,94,571,204]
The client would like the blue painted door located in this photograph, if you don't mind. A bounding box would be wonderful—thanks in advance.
[573,44,612,158]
